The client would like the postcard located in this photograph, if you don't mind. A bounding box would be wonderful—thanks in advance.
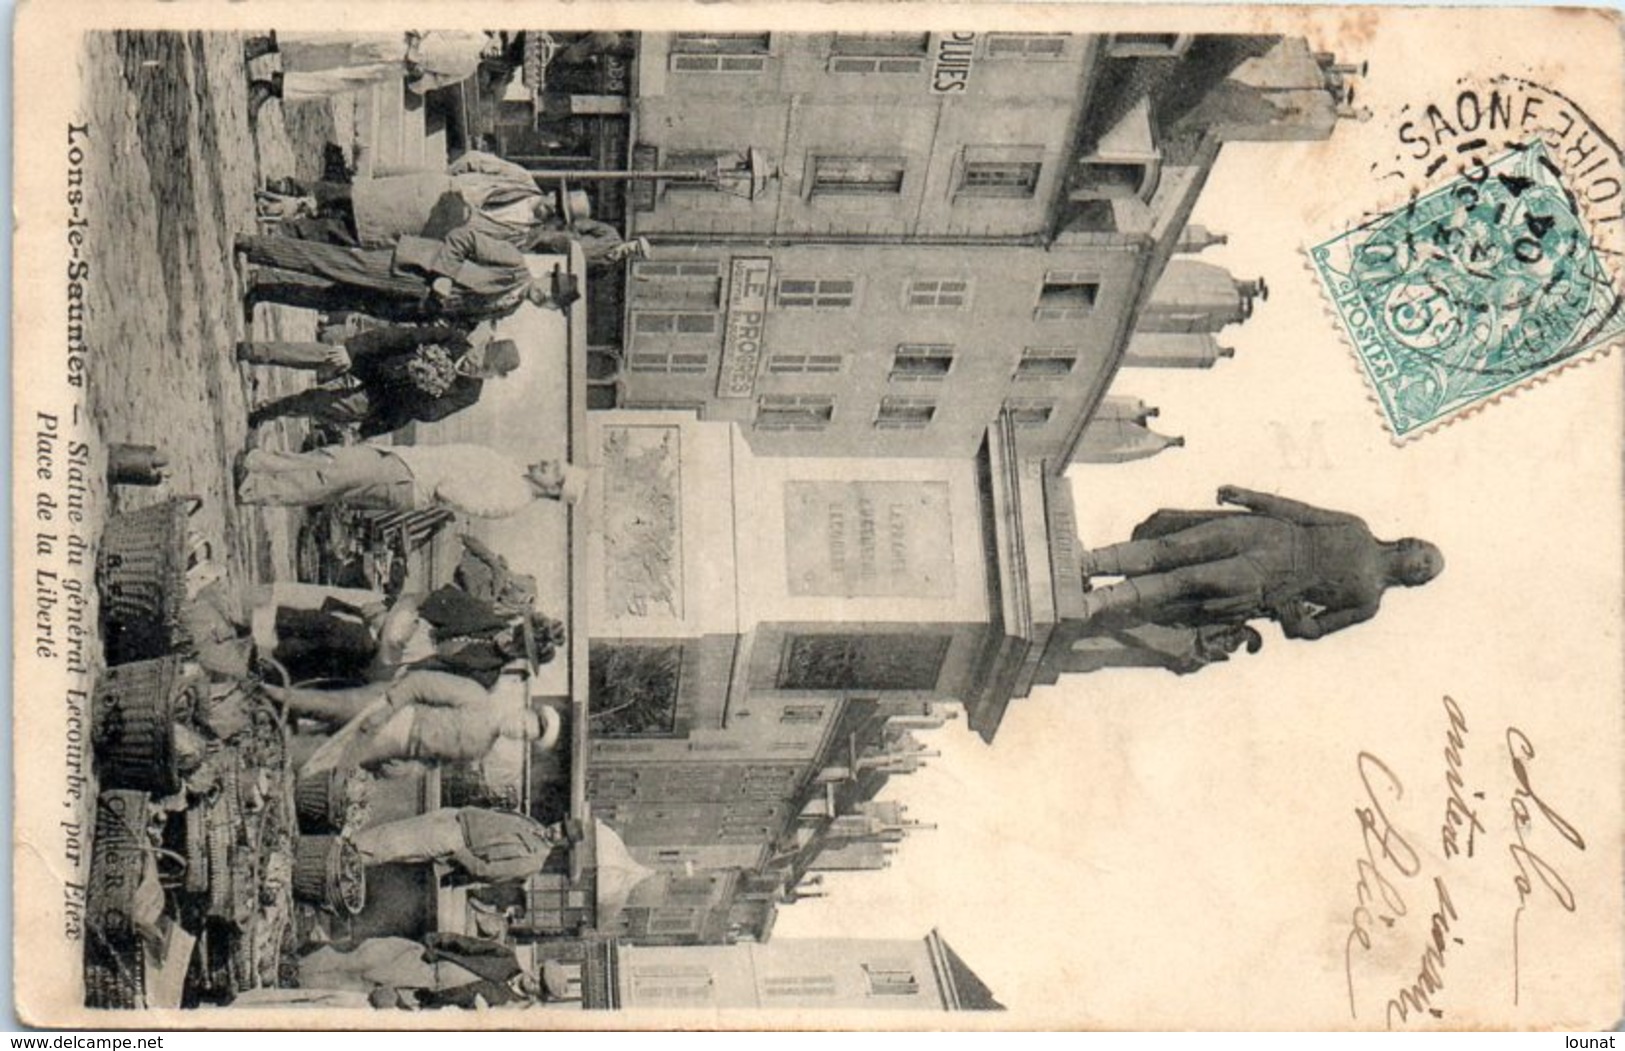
[12,0,1623,1030]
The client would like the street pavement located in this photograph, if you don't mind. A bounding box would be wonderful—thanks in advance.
[81,31,332,600]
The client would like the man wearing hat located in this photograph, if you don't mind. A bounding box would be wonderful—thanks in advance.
[237,442,588,519]
[523,185,650,268]
[237,226,559,327]
[263,149,651,266]
[453,533,538,614]
[238,325,522,438]
[349,805,568,883]
[267,668,562,770]
[372,585,566,688]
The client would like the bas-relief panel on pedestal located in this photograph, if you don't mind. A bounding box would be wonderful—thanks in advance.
[600,425,683,620]
[783,481,956,599]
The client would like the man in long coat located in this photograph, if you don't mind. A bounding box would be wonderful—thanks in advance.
[238,327,521,437]
[271,150,647,263]
[237,226,556,325]
[349,806,565,883]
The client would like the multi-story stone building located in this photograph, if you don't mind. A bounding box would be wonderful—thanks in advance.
[481,29,1362,955]
[532,927,1001,1010]
[599,31,1353,464]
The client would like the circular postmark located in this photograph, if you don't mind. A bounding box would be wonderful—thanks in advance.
[1312,75,1625,437]
[1371,75,1625,297]
[1350,150,1605,380]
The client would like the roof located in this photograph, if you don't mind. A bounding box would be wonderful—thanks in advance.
[929,930,1006,1012]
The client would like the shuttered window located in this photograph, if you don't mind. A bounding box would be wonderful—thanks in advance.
[628,347,710,374]
[756,394,835,431]
[905,278,970,309]
[864,961,921,997]
[1034,271,1099,320]
[890,343,954,380]
[767,353,843,374]
[776,278,856,309]
[961,160,1041,197]
[671,34,771,73]
[811,156,906,195]
[762,974,838,998]
[829,33,929,72]
[875,396,937,430]
[985,33,1068,58]
[1015,346,1079,379]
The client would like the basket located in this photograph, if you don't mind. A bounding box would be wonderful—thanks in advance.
[291,836,365,915]
[439,761,507,810]
[91,657,202,795]
[84,934,146,1010]
[97,497,201,665]
[293,767,346,834]
[182,807,209,894]
[86,790,151,946]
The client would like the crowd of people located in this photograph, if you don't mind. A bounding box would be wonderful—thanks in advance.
[229,32,621,1010]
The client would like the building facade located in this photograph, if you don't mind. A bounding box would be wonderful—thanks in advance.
[610,929,1002,1010]
[482,30,1362,954]
[600,31,1352,463]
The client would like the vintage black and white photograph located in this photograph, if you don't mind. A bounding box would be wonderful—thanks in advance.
[12,3,1625,1029]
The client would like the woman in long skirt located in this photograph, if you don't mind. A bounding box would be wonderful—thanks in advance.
[276,31,494,100]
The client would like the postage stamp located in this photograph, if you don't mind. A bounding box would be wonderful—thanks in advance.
[1311,140,1625,439]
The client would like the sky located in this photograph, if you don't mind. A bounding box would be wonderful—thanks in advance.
[773,9,1625,1029]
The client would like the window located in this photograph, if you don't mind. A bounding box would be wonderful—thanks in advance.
[960,160,1041,198]
[762,975,838,998]
[631,313,718,335]
[890,343,954,380]
[588,644,684,734]
[624,399,707,416]
[673,32,772,52]
[647,907,705,935]
[628,348,710,374]
[780,704,827,725]
[768,353,843,374]
[776,278,856,309]
[985,33,1068,58]
[811,156,906,196]
[905,278,971,309]
[671,33,771,73]
[1035,271,1100,320]
[864,962,921,997]
[630,260,724,308]
[1004,397,1056,428]
[829,32,930,73]
[1075,161,1152,200]
[631,965,714,1004]
[875,396,937,430]
[1107,33,1192,57]
[756,394,835,431]
[1015,346,1079,379]
[630,262,722,351]
[667,876,721,906]
[777,634,951,690]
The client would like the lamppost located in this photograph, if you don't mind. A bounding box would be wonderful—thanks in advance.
[526,147,776,201]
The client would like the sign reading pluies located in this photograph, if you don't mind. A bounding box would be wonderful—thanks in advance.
[716,257,773,399]
[931,33,977,93]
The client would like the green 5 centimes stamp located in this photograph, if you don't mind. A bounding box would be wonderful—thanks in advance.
[1311,140,1625,439]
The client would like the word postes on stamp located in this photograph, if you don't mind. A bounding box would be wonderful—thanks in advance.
[1311,141,1625,440]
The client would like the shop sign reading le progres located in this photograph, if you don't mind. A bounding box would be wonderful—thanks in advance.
[717,256,772,399]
